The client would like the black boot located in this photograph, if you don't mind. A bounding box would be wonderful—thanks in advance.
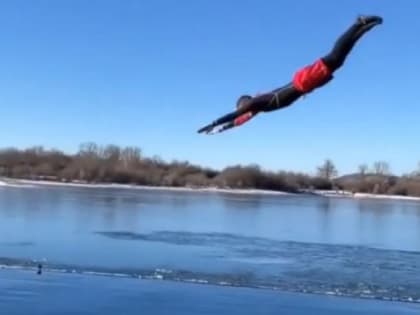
[357,15,383,26]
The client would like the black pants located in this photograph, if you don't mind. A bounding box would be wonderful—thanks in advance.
[322,17,382,72]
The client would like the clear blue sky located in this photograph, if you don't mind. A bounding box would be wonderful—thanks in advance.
[0,0,419,175]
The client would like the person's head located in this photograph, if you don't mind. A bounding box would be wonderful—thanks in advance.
[236,95,252,110]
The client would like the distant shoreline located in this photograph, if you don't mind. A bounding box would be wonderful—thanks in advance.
[0,178,293,196]
[2,178,420,202]
[313,189,420,202]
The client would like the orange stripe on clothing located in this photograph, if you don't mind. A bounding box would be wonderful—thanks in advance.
[234,112,253,126]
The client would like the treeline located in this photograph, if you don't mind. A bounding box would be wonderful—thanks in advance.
[1,143,420,197]
[322,159,420,197]
[0,143,330,192]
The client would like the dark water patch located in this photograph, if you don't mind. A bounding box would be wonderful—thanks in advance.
[94,230,420,256]
[3,233,420,305]
[0,241,35,247]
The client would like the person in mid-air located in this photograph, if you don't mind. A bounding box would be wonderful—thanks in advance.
[198,15,383,135]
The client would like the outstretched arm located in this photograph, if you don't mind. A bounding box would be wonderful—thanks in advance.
[206,111,256,134]
[197,94,273,134]
[197,110,239,134]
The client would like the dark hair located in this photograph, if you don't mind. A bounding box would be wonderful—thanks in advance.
[236,95,252,108]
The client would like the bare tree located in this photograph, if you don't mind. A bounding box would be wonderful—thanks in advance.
[373,161,390,175]
[120,147,142,169]
[78,142,99,158]
[317,159,338,180]
[103,145,121,162]
[358,164,368,176]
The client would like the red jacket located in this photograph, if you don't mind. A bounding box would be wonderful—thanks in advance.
[292,59,333,93]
